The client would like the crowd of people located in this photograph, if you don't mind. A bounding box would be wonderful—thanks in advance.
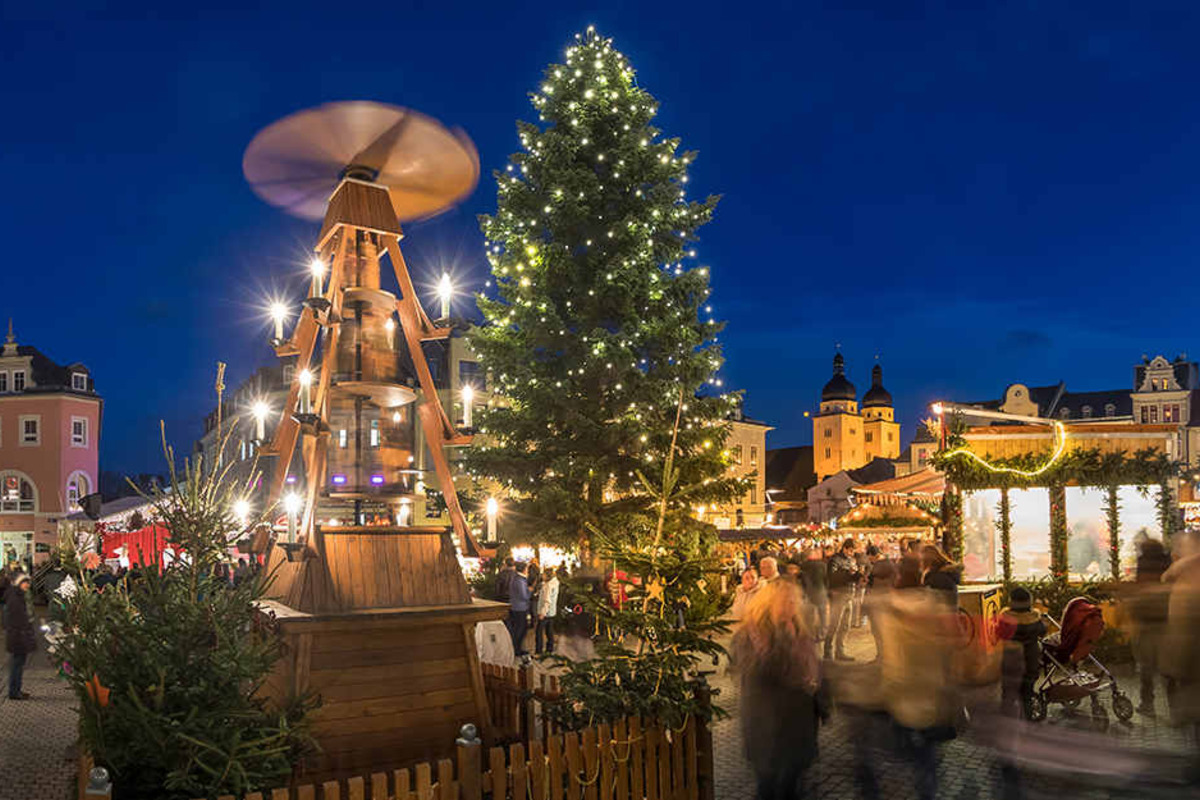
[727,531,1200,799]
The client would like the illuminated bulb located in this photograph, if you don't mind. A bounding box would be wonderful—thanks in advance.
[270,302,288,340]
[233,499,251,523]
[437,272,453,319]
[251,400,270,441]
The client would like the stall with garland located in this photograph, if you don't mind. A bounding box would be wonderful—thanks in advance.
[932,413,1179,583]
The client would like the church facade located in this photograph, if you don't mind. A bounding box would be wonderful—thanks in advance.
[812,353,901,481]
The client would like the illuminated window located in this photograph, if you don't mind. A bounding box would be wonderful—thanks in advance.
[1165,404,1181,423]
[750,446,758,466]
[66,472,90,511]
[733,445,743,464]
[0,472,36,512]
[1150,406,1159,423]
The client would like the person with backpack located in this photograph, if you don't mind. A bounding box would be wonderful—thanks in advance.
[825,538,862,661]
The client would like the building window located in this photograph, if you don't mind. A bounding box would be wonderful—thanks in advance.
[850,428,857,435]
[887,432,894,442]
[750,446,758,467]
[732,445,743,464]
[458,360,486,391]
[72,372,87,391]
[1106,404,1116,417]
[750,486,757,505]
[1081,406,1092,419]
[865,431,873,443]
[1058,408,1070,419]
[0,372,6,393]
[823,428,832,439]
[824,447,831,459]
[370,419,380,447]
[1165,404,1181,423]
[736,508,744,528]
[12,370,26,392]
[1150,405,1159,423]
[71,417,88,447]
[0,473,36,512]
[1141,407,1148,423]
[338,429,348,448]
[20,416,40,445]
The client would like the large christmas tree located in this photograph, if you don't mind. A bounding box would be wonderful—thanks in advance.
[467,27,743,549]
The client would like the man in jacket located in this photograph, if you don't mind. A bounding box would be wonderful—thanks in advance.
[825,538,862,661]
[996,586,1046,719]
[2,572,35,700]
[535,566,561,654]
[508,562,532,658]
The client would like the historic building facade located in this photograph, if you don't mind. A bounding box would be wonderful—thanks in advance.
[812,353,900,481]
[0,321,101,567]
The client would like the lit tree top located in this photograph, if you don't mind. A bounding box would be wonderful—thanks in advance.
[468,27,746,546]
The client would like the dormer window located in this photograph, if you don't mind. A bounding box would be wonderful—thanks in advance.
[1081,406,1092,418]
[1105,404,1116,417]
[1059,408,1071,419]
[72,372,87,391]
[12,370,25,392]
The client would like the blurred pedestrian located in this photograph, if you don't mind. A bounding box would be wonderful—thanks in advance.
[865,544,896,662]
[825,538,861,661]
[2,572,35,700]
[799,549,829,641]
[852,544,871,627]
[495,557,517,602]
[997,586,1046,720]
[1129,538,1171,715]
[920,544,960,607]
[732,580,825,799]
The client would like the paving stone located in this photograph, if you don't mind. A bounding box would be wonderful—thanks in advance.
[0,613,77,800]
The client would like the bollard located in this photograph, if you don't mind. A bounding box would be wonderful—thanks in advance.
[84,766,112,799]
[456,723,483,800]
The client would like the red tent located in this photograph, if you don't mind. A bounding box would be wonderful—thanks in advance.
[102,525,172,569]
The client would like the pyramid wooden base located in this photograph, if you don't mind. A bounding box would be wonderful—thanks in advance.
[258,598,507,785]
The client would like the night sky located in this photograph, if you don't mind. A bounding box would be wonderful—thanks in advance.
[5,1,1200,476]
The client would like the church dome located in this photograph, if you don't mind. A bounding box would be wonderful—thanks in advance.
[862,364,893,408]
[821,353,857,402]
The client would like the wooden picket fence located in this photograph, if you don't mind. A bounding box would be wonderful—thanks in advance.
[187,711,714,800]
[480,662,563,744]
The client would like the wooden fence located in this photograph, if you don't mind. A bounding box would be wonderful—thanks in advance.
[188,711,714,800]
[480,662,562,745]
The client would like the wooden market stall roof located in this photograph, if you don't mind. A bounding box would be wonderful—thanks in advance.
[851,467,945,505]
[960,422,1178,460]
[838,501,940,530]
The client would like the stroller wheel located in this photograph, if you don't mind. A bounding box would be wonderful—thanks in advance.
[1027,695,1047,723]
[1112,694,1134,722]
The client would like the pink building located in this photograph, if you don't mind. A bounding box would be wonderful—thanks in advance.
[0,321,101,568]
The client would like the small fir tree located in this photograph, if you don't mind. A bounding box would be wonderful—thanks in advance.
[546,391,730,729]
[466,27,744,549]
[56,428,313,800]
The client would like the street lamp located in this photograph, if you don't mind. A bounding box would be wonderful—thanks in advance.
[251,400,270,443]
[461,383,474,428]
[233,499,251,527]
[437,272,453,320]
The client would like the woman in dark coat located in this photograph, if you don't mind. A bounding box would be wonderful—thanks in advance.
[733,579,825,799]
[2,572,36,700]
[920,544,960,607]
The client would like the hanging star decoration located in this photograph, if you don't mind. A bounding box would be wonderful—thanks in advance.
[645,578,665,603]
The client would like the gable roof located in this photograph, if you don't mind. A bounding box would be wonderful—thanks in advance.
[8,345,97,395]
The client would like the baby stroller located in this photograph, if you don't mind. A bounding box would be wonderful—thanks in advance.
[1027,597,1134,724]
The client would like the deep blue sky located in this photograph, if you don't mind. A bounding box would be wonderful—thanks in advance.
[5,1,1200,475]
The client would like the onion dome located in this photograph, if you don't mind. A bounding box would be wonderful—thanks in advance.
[862,364,893,408]
[821,352,857,402]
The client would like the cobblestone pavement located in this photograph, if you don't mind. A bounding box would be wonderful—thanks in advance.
[0,614,77,800]
[711,624,1195,800]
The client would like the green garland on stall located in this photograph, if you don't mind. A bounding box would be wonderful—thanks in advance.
[1158,480,1179,541]
[941,489,963,563]
[1049,483,1068,582]
[932,442,1177,493]
[1102,484,1121,580]
[997,488,1012,584]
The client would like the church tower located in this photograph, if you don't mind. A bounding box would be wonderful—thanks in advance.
[813,352,866,481]
[862,363,901,461]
